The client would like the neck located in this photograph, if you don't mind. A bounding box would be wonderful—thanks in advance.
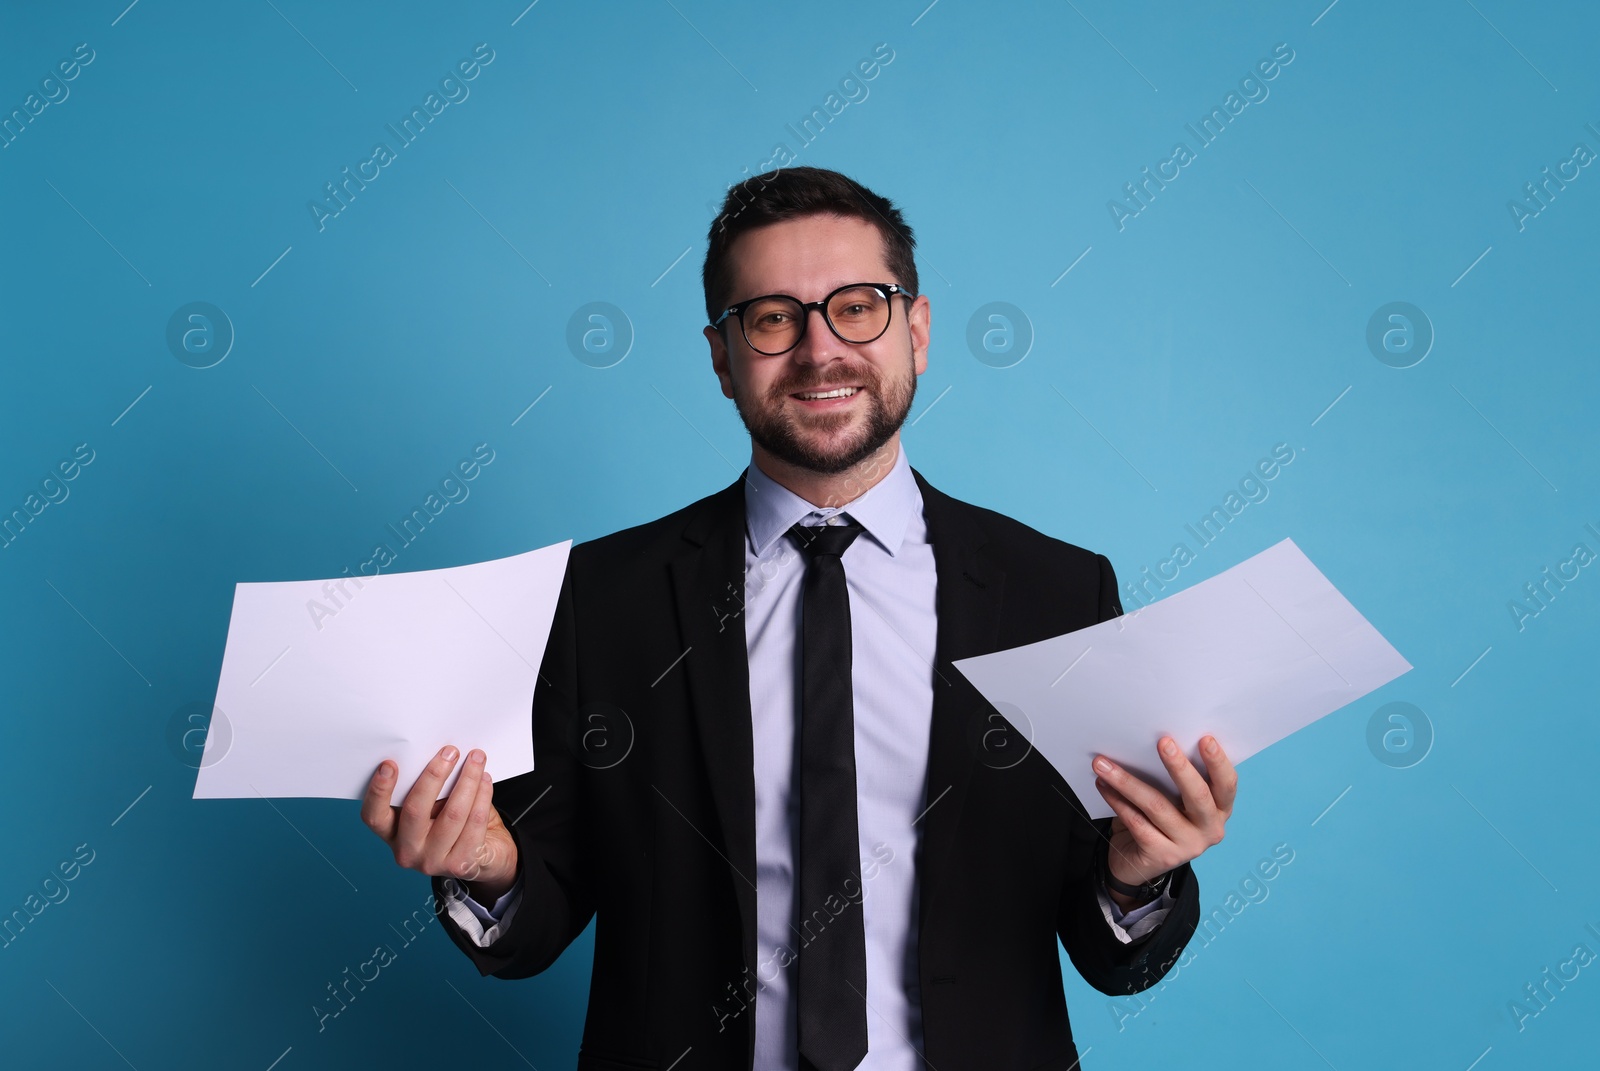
[750,434,902,509]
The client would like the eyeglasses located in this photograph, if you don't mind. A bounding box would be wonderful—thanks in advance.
[711,282,914,356]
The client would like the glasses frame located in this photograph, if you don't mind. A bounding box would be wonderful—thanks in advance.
[711,282,915,356]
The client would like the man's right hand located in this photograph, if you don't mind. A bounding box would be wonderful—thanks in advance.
[361,745,520,903]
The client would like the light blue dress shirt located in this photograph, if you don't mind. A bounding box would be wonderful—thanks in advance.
[444,444,1174,1067]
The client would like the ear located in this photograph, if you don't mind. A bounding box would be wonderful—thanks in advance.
[704,325,735,400]
[908,295,930,376]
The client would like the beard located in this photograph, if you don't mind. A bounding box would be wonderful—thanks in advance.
[730,352,917,476]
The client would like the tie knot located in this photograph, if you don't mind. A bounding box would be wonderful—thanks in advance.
[787,519,864,560]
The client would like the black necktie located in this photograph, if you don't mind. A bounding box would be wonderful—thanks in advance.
[788,518,869,1071]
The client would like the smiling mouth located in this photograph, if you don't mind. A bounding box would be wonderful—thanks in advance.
[791,386,861,400]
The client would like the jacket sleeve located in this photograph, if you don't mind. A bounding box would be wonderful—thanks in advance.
[432,558,597,978]
[1054,552,1201,995]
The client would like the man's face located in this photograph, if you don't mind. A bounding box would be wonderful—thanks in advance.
[704,213,930,476]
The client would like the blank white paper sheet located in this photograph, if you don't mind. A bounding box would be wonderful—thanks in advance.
[194,541,570,806]
[952,538,1411,820]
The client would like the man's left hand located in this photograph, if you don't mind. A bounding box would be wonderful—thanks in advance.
[1093,734,1236,909]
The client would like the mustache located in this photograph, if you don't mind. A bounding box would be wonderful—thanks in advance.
[772,366,878,395]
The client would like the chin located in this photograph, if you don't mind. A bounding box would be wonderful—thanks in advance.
[736,381,910,476]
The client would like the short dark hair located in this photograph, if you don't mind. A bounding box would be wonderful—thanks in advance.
[701,166,918,327]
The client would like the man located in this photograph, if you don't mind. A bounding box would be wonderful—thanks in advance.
[362,167,1236,1069]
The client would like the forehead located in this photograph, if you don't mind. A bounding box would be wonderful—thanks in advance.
[725,213,891,300]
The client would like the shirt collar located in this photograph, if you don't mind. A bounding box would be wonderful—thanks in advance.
[743,444,920,559]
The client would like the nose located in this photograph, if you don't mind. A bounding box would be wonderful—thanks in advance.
[789,303,849,366]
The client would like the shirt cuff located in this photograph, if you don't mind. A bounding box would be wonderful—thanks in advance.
[1096,875,1176,944]
[441,875,524,949]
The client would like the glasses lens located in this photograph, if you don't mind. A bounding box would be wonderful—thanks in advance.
[827,285,890,343]
[742,296,805,354]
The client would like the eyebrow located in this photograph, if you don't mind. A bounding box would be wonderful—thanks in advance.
[735,278,888,301]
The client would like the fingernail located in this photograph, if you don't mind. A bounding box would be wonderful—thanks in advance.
[468,749,485,764]
[1094,758,1112,774]
[377,761,393,778]
[1204,738,1218,753]
[441,745,458,762]
[1161,739,1177,757]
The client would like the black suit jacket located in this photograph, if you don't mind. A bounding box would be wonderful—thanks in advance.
[436,467,1200,1070]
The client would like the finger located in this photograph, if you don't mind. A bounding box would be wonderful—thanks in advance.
[450,770,499,883]
[1200,735,1239,814]
[1095,777,1171,878]
[1157,736,1224,828]
[424,748,487,871]
[360,760,399,842]
[1093,754,1187,838]
[394,745,461,868]
[1096,778,1159,842]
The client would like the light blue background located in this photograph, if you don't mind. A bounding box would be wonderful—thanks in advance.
[2,1,1596,1067]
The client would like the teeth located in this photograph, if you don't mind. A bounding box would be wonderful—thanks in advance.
[797,387,858,400]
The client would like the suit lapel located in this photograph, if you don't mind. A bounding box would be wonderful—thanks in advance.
[911,468,1008,925]
[667,474,761,965]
